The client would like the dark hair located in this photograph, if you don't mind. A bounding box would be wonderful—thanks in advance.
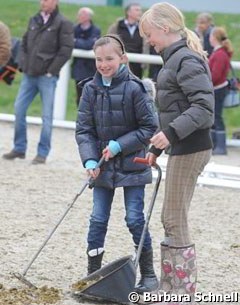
[124,3,141,16]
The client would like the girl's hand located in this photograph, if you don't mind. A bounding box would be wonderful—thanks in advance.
[146,152,157,166]
[150,131,169,149]
[87,168,100,179]
[102,147,114,161]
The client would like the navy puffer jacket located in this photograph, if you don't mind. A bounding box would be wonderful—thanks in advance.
[75,66,158,189]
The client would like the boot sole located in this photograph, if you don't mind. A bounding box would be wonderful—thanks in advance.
[3,155,26,160]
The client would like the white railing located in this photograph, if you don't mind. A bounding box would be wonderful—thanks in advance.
[153,157,240,189]
[53,49,163,120]
[53,49,240,121]
[1,49,240,148]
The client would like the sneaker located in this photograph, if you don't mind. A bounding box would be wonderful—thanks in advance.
[32,155,46,165]
[2,150,25,160]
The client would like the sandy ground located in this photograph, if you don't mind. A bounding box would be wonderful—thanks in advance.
[0,120,240,305]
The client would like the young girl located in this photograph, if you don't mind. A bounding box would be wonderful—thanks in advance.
[209,27,233,155]
[75,34,158,293]
[139,2,214,302]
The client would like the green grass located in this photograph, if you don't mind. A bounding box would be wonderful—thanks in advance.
[1,0,240,134]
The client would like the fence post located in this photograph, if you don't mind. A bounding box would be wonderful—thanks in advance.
[53,60,71,120]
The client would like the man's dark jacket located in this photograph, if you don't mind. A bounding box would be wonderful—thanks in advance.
[71,22,101,81]
[19,7,74,76]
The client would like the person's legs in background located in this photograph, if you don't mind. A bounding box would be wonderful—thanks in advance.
[2,74,38,160]
[75,80,82,107]
[212,87,227,155]
[37,75,58,161]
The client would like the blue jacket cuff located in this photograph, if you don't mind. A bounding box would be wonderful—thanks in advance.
[85,160,98,169]
[108,140,121,156]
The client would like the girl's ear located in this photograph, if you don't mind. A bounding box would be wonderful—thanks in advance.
[121,54,128,64]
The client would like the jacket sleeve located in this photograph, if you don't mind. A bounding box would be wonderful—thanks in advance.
[48,18,74,75]
[75,84,100,166]
[168,57,214,140]
[74,26,101,50]
[116,85,158,155]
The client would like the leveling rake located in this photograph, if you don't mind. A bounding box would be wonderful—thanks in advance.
[12,156,105,289]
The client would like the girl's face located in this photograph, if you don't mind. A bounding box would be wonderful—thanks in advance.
[142,21,168,53]
[95,44,125,78]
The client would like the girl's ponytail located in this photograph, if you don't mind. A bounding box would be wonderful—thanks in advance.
[182,27,208,60]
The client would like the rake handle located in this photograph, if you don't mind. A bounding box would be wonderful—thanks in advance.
[133,157,150,164]
[21,156,105,276]
[133,156,162,268]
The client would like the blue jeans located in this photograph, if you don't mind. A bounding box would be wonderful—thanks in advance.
[213,86,227,131]
[87,185,152,251]
[14,74,58,157]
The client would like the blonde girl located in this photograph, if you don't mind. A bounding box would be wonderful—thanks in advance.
[139,2,214,302]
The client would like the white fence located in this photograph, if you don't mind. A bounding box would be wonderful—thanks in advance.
[53,49,163,120]
[53,49,240,121]
[1,48,240,148]
[1,49,239,188]
[153,157,240,190]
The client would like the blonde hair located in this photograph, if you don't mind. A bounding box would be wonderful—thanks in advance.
[211,26,233,55]
[0,21,11,66]
[139,2,207,60]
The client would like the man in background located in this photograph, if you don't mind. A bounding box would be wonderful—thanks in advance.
[195,12,214,57]
[71,7,101,106]
[3,0,74,164]
[108,3,144,78]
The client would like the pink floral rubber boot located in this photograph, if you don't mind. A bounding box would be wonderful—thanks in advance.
[159,243,174,294]
[169,244,197,305]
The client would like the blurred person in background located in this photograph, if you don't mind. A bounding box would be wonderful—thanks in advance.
[195,12,214,57]
[209,27,233,155]
[108,3,144,78]
[71,7,101,106]
[0,21,11,66]
[2,0,74,164]
[0,37,21,85]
